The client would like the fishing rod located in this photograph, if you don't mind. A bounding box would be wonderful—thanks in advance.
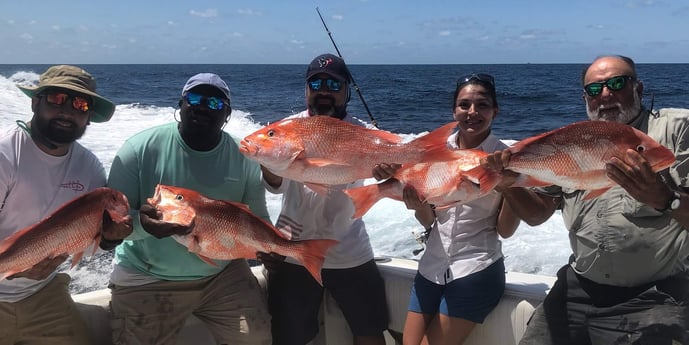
[316,7,379,128]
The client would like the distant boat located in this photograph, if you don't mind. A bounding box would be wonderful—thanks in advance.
[73,257,554,345]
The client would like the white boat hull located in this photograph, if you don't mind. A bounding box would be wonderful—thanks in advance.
[73,258,554,345]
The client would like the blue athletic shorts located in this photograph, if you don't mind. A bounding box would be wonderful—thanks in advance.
[408,258,505,323]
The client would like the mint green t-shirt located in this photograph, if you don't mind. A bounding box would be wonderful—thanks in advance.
[107,122,269,281]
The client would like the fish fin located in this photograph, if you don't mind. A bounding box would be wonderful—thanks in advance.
[463,166,501,195]
[509,127,558,152]
[369,129,404,144]
[105,209,126,224]
[225,201,292,240]
[70,252,85,268]
[302,158,351,168]
[409,121,458,157]
[582,188,611,200]
[343,184,383,219]
[295,239,339,286]
[0,271,18,282]
[304,183,331,196]
[509,174,552,188]
[196,254,219,267]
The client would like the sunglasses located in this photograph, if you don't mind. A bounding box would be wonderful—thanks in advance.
[307,78,342,92]
[41,91,91,113]
[458,73,496,88]
[583,75,634,97]
[184,92,227,110]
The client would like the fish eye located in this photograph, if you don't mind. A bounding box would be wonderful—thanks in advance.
[267,130,275,137]
[175,194,184,201]
[636,144,645,153]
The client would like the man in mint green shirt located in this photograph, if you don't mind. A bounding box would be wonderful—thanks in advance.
[107,73,271,345]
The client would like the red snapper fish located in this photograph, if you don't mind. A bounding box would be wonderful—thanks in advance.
[147,184,338,285]
[239,116,457,188]
[344,149,489,218]
[471,120,676,199]
[0,187,130,281]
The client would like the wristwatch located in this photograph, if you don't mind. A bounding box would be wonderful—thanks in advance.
[669,191,682,211]
[658,190,682,213]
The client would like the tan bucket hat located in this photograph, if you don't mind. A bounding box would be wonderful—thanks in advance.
[17,65,116,123]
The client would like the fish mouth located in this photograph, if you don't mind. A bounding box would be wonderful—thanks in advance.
[239,140,256,155]
[147,185,163,206]
[647,147,676,172]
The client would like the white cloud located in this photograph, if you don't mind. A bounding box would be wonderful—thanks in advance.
[238,8,262,16]
[20,33,33,41]
[519,34,536,39]
[52,25,61,31]
[439,30,451,36]
[7,20,15,25]
[290,39,304,45]
[167,21,175,25]
[189,9,218,18]
[232,32,243,37]
[332,15,343,21]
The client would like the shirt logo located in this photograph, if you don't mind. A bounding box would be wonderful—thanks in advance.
[61,181,84,192]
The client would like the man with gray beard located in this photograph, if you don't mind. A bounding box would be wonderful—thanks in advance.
[482,55,689,344]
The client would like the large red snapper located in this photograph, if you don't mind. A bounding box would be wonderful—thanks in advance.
[471,121,676,199]
[0,187,130,281]
[147,184,337,285]
[344,149,488,218]
[239,116,457,187]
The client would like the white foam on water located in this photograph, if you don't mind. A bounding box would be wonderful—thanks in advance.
[0,72,570,293]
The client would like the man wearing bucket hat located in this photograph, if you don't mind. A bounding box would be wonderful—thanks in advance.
[0,65,132,344]
[106,73,272,344]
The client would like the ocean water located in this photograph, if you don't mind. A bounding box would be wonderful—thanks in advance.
[1,63,689,294]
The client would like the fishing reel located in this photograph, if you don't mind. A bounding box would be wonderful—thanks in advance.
[412,228,431,256]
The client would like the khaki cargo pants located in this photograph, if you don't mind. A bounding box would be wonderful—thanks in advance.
[110,260,271,345]
[0,273,92,345]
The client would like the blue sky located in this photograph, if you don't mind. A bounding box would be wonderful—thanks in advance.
[1,0,688,64]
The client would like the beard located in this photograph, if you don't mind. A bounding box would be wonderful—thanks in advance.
[32,115,86,144]
[586,85,642,123]
[308,95,346,119]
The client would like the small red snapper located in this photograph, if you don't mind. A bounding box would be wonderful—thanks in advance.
[147,184,337,285]
[0,187,130,281]
[344,149,488,218]
[471,121,676,199]
[239,116,457,187]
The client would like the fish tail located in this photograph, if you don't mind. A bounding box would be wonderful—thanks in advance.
[295,239,338,286]
[343,185,383,219]
[70,251,85,268]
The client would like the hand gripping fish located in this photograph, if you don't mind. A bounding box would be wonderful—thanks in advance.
[147,184,338,285]
[0,187,130,281]
[239,116,458,189]
[344,149,489,218]
[468,120,676,199]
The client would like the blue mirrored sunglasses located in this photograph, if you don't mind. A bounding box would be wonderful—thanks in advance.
[184,92,227,110]
[308,78,342,92]
[458,73,495,88]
